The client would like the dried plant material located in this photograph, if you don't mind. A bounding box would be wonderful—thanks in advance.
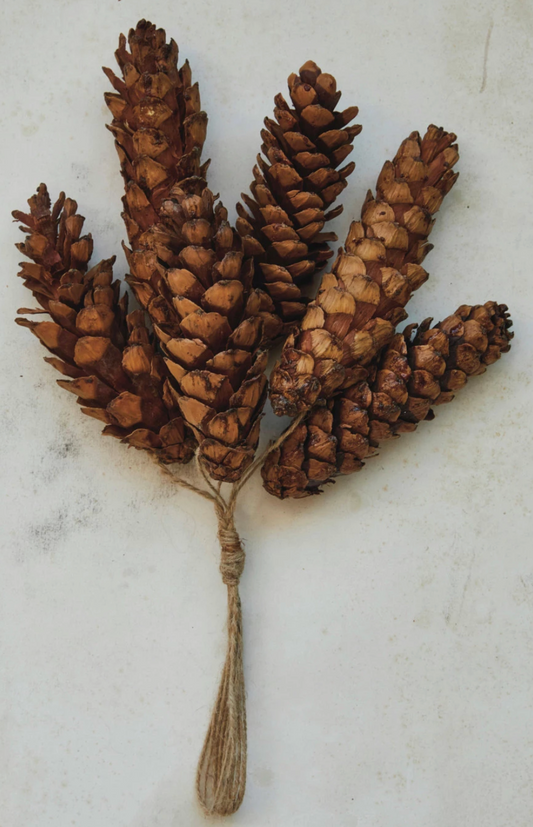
[148,182,279,482]
[269,126,460,416]
[104,19,208,244]
[104,23,281,481]
[236,61,361,326]
[14,184,195,464]
[13,23,515,820]
[262,302,513,497]
[104,20,210,342]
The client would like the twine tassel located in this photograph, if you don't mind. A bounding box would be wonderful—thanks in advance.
[196,507,247,817]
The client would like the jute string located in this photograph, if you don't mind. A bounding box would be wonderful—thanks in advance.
[196,502,247,816]
[154,412,306,817]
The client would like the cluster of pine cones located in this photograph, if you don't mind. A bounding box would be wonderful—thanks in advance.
[15,20,513,497]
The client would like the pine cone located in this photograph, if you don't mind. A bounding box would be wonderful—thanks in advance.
[151,181,275,482]
[103,23,279,481]
[14,184,195,464]
[236,61,361,325]
[269,126,460,416]
[103,19,209,317]
[262,301,513,498]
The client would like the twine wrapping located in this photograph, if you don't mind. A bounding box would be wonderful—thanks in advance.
[155,413,307,816]
[196,504,247,816]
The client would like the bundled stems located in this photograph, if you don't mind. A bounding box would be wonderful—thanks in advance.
[155,412,306,816]
[156,458,247,815]
[196,500,247,816]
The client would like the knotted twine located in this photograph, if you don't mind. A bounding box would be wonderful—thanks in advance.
[156,412,306,817]
[195,501,247,816]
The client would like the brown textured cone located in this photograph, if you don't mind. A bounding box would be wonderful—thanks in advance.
[104,19,209,249]
[147,182,279,482]
[262,301,513,498]
[269,125,460,416]
[14,184,195,464]
[104,19,213,327]
[103,23,279,481]
[236,60,361,325]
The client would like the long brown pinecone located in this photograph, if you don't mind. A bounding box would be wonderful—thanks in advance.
[262,301,513,498]
[14,184,195,464]
[104,22,279,481]
[236,61,361,325]
[150,181,276,482]
[103,19,209,320]
[269,126,460,416]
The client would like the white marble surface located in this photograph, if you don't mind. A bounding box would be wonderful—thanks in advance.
[1,1,532,825]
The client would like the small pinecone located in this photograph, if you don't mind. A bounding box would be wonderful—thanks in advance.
[14,184,195,464]
[262,302,513,498]
[236,61,361,325]
[104,19,211,323]
[104,19,208,249]
[149,182,277,482]
[269,126,460,416]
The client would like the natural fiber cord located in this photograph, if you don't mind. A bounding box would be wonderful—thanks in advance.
[155,416,306,816]
[196,505,247,816]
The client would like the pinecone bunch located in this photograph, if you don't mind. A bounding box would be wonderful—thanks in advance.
[11,19,515,821]
[14,18,513,492]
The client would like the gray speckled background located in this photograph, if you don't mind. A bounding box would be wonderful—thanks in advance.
[1,1,532,825]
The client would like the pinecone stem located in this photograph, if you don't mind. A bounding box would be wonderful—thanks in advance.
[231,409,309,496]
[196,505,247,817]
